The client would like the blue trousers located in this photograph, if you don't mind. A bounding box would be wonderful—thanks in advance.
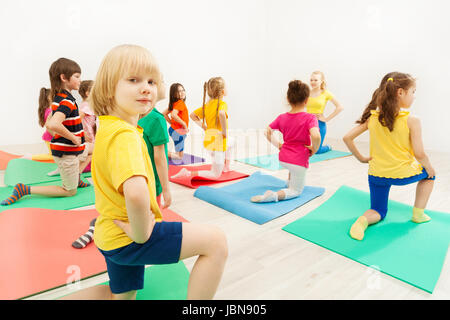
[368,169,435,220]
[317,120,331,154]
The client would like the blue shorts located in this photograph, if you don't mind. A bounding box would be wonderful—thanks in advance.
[98,221,183,294]
[369,169,435,220]
[168,127,186,152]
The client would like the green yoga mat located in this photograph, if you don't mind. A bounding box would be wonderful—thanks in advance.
[0,181,95,213]
[4,159,91,186]
[100,262,189,300]
[282,185,450,293]
[237,150,351,171]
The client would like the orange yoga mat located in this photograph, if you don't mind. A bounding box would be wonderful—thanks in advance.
[0,150,21,170]
[0,150,54,170]
[0,207,188,300]
[169,164,249,189]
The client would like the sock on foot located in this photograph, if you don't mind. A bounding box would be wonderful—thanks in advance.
[251,190,279,203]
[72,218,96,249]
[78,175,91,188]
[412,207,431,223]
[47,168,60,176]
[350,216,368,241]
[171,168,191,179]
[1,183,31,206]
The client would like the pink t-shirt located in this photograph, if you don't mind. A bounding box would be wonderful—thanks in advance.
[79,101,96,143]
[269,112,318,168]
[42,108,53,142]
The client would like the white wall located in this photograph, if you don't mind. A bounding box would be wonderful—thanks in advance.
[1,0,449,151]
[262,0,450,151]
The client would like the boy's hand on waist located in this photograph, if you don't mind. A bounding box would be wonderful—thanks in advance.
[71,136,82,146]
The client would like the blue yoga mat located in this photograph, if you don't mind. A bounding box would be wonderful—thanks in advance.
[236,150,351,171]
[282,185,450,293]
[194,171,325,224]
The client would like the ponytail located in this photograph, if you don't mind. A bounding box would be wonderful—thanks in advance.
[356,88,379,125]
[376,80,400,132]
[202,81,207,127]
[38,87,51,127]
[358,72,415,131]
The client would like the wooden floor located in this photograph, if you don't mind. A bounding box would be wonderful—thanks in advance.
[2,129,450,300]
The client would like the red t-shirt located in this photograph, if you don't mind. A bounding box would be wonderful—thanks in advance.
[171,100,189,131]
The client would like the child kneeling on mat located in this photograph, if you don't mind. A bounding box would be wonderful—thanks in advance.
[251,80,321,203]
[343,72,436,241]
[61,44,227,300]
[1,58,91,206]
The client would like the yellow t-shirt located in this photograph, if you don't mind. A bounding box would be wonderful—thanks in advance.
[368,110,423,179]
[92,115,162,251]
[193,99,228,152]
[306,90,334,114]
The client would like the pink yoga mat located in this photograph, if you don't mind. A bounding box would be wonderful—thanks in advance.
[0,206,187,300]
[169,164,249,189]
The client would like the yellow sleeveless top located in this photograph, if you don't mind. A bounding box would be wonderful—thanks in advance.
[368,110,422,178]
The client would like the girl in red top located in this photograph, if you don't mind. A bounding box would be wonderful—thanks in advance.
[163,83,189,160]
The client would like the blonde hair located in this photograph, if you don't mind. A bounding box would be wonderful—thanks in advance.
[202,77,225,127]
[90,44,164,116]
[311,70,327,91]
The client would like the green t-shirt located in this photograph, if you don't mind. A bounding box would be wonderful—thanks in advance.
[138,108,169,196]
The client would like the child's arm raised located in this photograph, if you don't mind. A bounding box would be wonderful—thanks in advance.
[408,116,436,178]
[343,121,372,163]
[114,175,155,244]
[46,112,81,146]
[153,145,172,208]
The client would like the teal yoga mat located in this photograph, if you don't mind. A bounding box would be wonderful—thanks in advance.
[0,181,95,213]
[237,150,351,171]
[194,171,325,224]
[100,262,189,300]
[4,158,91,186]
[282,185,450,293]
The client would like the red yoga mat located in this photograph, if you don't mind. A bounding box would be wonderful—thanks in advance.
[169,164,249,189]
[0,206,188,300]
[0,208,104,300]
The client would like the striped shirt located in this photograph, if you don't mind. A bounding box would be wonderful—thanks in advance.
[50,90,86,157]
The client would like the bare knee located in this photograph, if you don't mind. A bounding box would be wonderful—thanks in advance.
[111,290,137,300]
[208,226,228,261]
[64,188,77,197]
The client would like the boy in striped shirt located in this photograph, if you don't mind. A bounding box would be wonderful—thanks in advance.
[1,58,91,206]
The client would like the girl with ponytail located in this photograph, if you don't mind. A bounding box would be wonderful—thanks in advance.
[343,72,436,241]
[21,88,55,162]
[171,77,234,180]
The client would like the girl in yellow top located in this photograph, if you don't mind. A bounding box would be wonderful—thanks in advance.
[343,72,436,241]
[171,77,234,179]
[60,44,227,300]
[307,71,344,153]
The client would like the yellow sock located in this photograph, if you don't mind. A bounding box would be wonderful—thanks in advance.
[350,216,368,241]
[412,207,431,223]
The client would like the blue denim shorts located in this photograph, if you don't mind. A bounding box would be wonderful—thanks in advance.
[168,127,186,152]
[98,221,183,294]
